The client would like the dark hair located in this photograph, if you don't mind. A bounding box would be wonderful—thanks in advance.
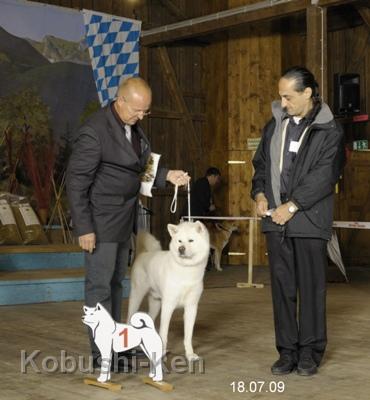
[206,167,221,176]
[282,66,320,100]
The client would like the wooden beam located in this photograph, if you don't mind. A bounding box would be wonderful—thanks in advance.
[306,5,328,101]
[156,47,201,155]
[317,0,358,6]
[150,109,205,121]
[158,0,187,20]
[183,91,205,99]
[355,5,370,29]
[141,0,360,46]
[142,0,310,46]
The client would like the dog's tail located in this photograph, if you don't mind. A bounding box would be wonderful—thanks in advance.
[129,312,155,330]
[135,231,162,255]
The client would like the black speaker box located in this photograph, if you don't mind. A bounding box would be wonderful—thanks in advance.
[333,73,360,115]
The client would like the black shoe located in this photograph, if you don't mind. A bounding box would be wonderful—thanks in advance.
[92,357,101,369]
[271,353,296,375]
[119,348,147,359]
[111,355,133,373]
[297,349,317,376]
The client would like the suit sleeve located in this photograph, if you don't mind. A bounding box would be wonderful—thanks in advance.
[251,121,272,200]
[66,126,101,236]
[154,167,168,188]
[291,122,345,210]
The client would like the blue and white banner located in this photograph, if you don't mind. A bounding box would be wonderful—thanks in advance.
[83,10,141,107]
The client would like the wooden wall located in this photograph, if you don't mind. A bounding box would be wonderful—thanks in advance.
[328,20,370,266]
[202,33,229,216]
[143,0,229,248]
[31,1,370,266]
[226,18,282,266]
[33,0,141,18]
[223,2,370,267]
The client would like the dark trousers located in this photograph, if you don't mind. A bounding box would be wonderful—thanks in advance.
[266,232,327,365]
[85,241,130,358]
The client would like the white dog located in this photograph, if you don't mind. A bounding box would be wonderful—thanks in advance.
[128,221,210,361]
[82,303,163,383]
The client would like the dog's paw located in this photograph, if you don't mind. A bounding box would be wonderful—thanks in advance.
[149,372,155,378]
[216,266,223,271]
[186,353,200,362]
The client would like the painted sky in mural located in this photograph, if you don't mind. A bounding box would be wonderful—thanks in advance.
[0,0,98,140]
[0,0,84,42]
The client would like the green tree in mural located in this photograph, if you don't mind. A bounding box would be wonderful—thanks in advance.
[80,100,101,124]
[0,88,55,218]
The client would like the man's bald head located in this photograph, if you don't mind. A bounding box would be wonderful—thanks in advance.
[117,77,152,100]
[114,77,152,125]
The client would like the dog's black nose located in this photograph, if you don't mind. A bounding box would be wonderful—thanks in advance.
[178,245,185,255]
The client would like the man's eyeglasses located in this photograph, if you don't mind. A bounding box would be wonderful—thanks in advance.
[121,96,151,116]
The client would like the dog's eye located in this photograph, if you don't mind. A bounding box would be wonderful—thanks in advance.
[188,239,194,243]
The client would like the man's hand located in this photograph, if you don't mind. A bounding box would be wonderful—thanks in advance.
[255,193,269,217]
[78,233,96,253]
[271,202,296,225]
[166,170,190,186]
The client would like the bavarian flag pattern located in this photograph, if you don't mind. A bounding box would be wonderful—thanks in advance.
[83,10,141,106]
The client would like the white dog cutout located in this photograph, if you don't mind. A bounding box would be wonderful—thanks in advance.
[82,303,163,383]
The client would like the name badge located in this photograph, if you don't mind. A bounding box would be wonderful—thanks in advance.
[289,141,300,153]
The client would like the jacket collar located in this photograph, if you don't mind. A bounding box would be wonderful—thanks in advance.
[104,104,142,161]
[271,100,335,130]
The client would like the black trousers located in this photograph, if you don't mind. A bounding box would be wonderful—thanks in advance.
[266,232,327,365]
[85,241,130,358]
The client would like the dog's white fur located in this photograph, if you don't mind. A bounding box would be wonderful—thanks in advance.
[82,303,163,383]
[128,221,210,361]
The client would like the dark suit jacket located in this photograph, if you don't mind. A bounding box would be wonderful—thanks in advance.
[66,105,167,242]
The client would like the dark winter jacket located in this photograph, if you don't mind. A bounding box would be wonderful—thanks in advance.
[251,100,345,240]
[66,105,168,242]
[190,177,212,216]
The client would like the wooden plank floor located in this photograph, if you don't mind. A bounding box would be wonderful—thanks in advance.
[1,265,370,400]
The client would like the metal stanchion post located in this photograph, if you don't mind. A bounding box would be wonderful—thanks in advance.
[237,219,264,289]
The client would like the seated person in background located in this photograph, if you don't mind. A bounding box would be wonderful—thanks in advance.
[185,167,221,218]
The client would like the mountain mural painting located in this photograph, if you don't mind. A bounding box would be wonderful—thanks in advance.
[0,24,98,142]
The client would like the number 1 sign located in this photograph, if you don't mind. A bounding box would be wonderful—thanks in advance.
[82,303,163,384]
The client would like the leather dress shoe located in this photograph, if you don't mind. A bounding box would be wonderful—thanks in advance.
[271,353,296,375]
[297,349,317,376]
[92,348,147,373]
[120,348,147,359]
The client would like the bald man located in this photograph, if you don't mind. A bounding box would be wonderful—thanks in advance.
[66,77,189,370]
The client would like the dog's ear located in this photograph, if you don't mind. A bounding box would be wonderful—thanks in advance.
[215,223,222,231]
[96,303,102,310]
[167,224,178,237]
[83,306,88,313]
[195,220,205,233]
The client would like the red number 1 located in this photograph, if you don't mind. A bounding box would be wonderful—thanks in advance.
[119,328,128,347]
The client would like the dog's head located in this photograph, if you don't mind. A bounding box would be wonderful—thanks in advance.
[168,221,210,266]
[81,302,112,329]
